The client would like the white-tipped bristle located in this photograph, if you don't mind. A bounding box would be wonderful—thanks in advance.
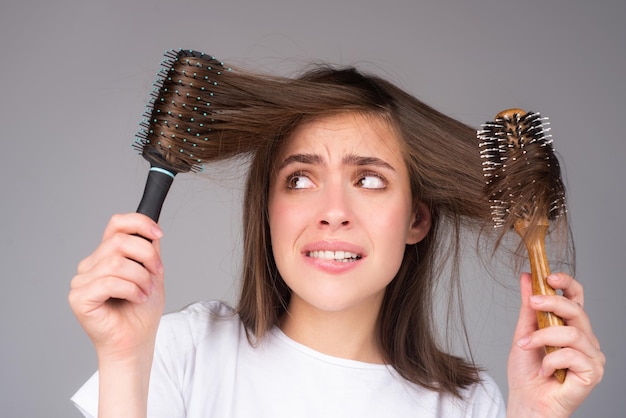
[477,110,566,227]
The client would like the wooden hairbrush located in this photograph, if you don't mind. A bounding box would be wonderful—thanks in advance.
[479,108,567,383]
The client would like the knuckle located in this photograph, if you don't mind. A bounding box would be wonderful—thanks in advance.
[134,266,151,287]
[76,257,91,274]
[101,275,128,296]
[596,362,605,384]
[109,231,126,247]
[563,326,582,344]
[105,213,130,238]
[67,287,88,315]
[109,213,125,226]
[106,254,126,271]
[67,288,79,307]
[70,274,82,289]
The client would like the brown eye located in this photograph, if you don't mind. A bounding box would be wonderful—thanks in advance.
[286,173,315,189]
[356,172,386,189]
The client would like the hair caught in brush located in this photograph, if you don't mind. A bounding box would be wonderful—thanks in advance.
[133,50,406,173]
[131,49,403,220]
[478,110,575,275]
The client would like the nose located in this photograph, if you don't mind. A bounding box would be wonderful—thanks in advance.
[318,183,352,230]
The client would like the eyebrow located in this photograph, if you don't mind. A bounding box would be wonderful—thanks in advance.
[277,153,396,172]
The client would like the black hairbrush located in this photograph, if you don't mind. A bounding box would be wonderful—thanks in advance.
[133,49,272,221]
[133,50,228,221]
[479,108,568,383]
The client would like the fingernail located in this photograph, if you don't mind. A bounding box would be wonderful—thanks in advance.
[152,226,163,238]
[546,274,562,284]
[530,295,543,305]
[517,335,531,347]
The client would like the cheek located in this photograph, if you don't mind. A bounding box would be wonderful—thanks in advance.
[366,202,415,255]
[268,195,302,247]
[366,196,413,230]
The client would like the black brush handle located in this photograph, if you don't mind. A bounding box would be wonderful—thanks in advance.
[136,166,176,223]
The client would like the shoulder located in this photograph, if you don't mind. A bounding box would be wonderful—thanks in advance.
[161,300,237,326]
[149,301,244,396]
[455,372,506,417]
[155,300,241,353]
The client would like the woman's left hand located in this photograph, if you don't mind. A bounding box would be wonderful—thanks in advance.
[506,272,605,418]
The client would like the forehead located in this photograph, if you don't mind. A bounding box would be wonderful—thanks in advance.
[278,112,404,161]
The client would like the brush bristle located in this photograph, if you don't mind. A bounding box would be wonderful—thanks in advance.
[478,110,566,229]
[133,49,238,173]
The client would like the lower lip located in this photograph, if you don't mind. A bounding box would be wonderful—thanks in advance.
[303,254,364,274]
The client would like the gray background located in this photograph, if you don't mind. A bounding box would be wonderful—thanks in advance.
[0,0,623,416]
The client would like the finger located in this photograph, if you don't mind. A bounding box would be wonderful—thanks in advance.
[73,254,156,296]
[152,238,164,287]
[78,232,162,276]
[518,325,599,360]
[78,214,163,274]
[512,272,539,341]
[530,280,599,350]
[106,232,163,276]
[541,347,605,387]
[546,273,584,308]
[69,273,151,318]
[153,236,162,259]
[102,213,163,242]
[529,294,591,330]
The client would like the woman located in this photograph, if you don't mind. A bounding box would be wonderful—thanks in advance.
[69,65,604,417]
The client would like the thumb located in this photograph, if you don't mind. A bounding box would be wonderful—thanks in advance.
[508,272,543,386]
[513,272,538,342]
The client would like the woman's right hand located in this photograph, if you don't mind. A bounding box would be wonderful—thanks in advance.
[68,213,166,362]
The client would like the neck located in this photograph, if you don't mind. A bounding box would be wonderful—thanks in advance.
[278,294,386,364]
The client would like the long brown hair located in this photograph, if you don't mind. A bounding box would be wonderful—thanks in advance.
[140,49,572,396]
[235,66,492,396]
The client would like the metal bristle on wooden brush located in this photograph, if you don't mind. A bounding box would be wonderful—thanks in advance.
[478,108,568,383]
[132,49,268,222]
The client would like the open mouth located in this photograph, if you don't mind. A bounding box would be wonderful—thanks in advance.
[307,250,362,262]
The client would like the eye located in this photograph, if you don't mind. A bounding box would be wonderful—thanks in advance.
[286,172,316,189]
[356,172,386,189]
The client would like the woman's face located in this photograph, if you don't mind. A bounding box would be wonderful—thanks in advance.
[268,112,429,316]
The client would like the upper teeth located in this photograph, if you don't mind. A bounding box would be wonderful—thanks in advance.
[308,250,361,261]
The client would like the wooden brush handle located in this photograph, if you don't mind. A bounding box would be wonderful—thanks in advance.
[515,217,567,383]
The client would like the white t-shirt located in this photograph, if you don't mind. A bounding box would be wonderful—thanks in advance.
[72,301,505,417]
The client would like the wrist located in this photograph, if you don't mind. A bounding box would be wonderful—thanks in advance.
[97,345,156,418]
[97,342,155,368]
[507,395,567,418]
